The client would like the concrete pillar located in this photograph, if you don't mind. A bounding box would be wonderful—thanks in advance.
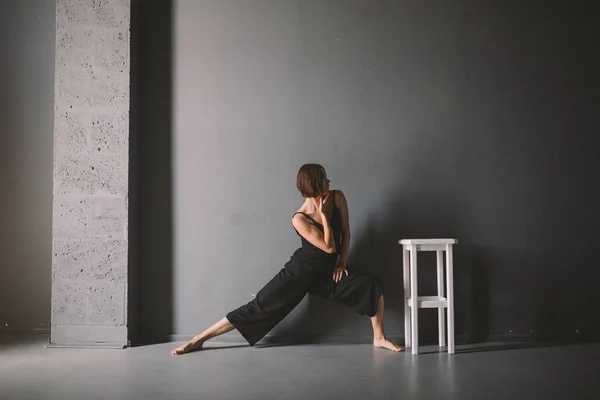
[51,0,130,347]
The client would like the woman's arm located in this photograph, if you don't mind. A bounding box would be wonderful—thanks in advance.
[292,213,337,254]
[292,193,336,254]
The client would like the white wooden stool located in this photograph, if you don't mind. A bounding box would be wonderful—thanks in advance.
[399,238,458,355]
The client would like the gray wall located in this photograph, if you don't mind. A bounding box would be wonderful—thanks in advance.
[0,1,56,333]
[2,0,597,344]
[168,0,599,343]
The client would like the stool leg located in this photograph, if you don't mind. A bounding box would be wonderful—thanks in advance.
[403,246,411,348]
[410,246,418,355]
[436,250,446,347]
[446,244,455,355]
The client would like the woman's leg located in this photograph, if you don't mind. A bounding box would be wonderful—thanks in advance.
[172,317,234,355]
[173,266,311,355]
[371,295,403,352]
[310,270,404,352]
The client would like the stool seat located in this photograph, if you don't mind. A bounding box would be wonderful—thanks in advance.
[401,238,457,355]
[399,239,457,251]
[399,239,457,245]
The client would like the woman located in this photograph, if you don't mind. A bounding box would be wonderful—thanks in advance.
[172,164,403,355]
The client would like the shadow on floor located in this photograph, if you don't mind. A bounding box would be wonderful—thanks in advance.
[202,344,250,351]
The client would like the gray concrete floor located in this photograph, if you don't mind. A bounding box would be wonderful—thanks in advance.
[1,335,598,400]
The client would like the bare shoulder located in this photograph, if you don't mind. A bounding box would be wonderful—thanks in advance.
[333,189,348,207]
[292,212,309,228]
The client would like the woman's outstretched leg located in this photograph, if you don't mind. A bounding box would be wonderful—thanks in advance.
[371,295,404,352]
[172,317,234,355]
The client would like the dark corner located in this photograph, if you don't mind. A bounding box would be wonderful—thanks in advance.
[128,0,174,346]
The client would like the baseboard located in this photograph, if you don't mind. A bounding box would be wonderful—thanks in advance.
[50,326,128,349]
[485,333,537,342]
[46,343,125,349]
[485,332,596,342]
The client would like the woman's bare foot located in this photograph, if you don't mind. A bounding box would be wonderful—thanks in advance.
[373,337,404,352]
[171,340,204,355]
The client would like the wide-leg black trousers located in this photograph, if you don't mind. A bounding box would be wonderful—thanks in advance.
[226,264,384,346]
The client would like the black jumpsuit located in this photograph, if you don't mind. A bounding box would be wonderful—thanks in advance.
[226,190,384,346]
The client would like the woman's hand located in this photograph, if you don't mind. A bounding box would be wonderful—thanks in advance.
[333,266,348,282]
[319,191,333,220]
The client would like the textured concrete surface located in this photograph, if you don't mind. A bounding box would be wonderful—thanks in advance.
[1,335,598,400]
[51,0,130,346]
